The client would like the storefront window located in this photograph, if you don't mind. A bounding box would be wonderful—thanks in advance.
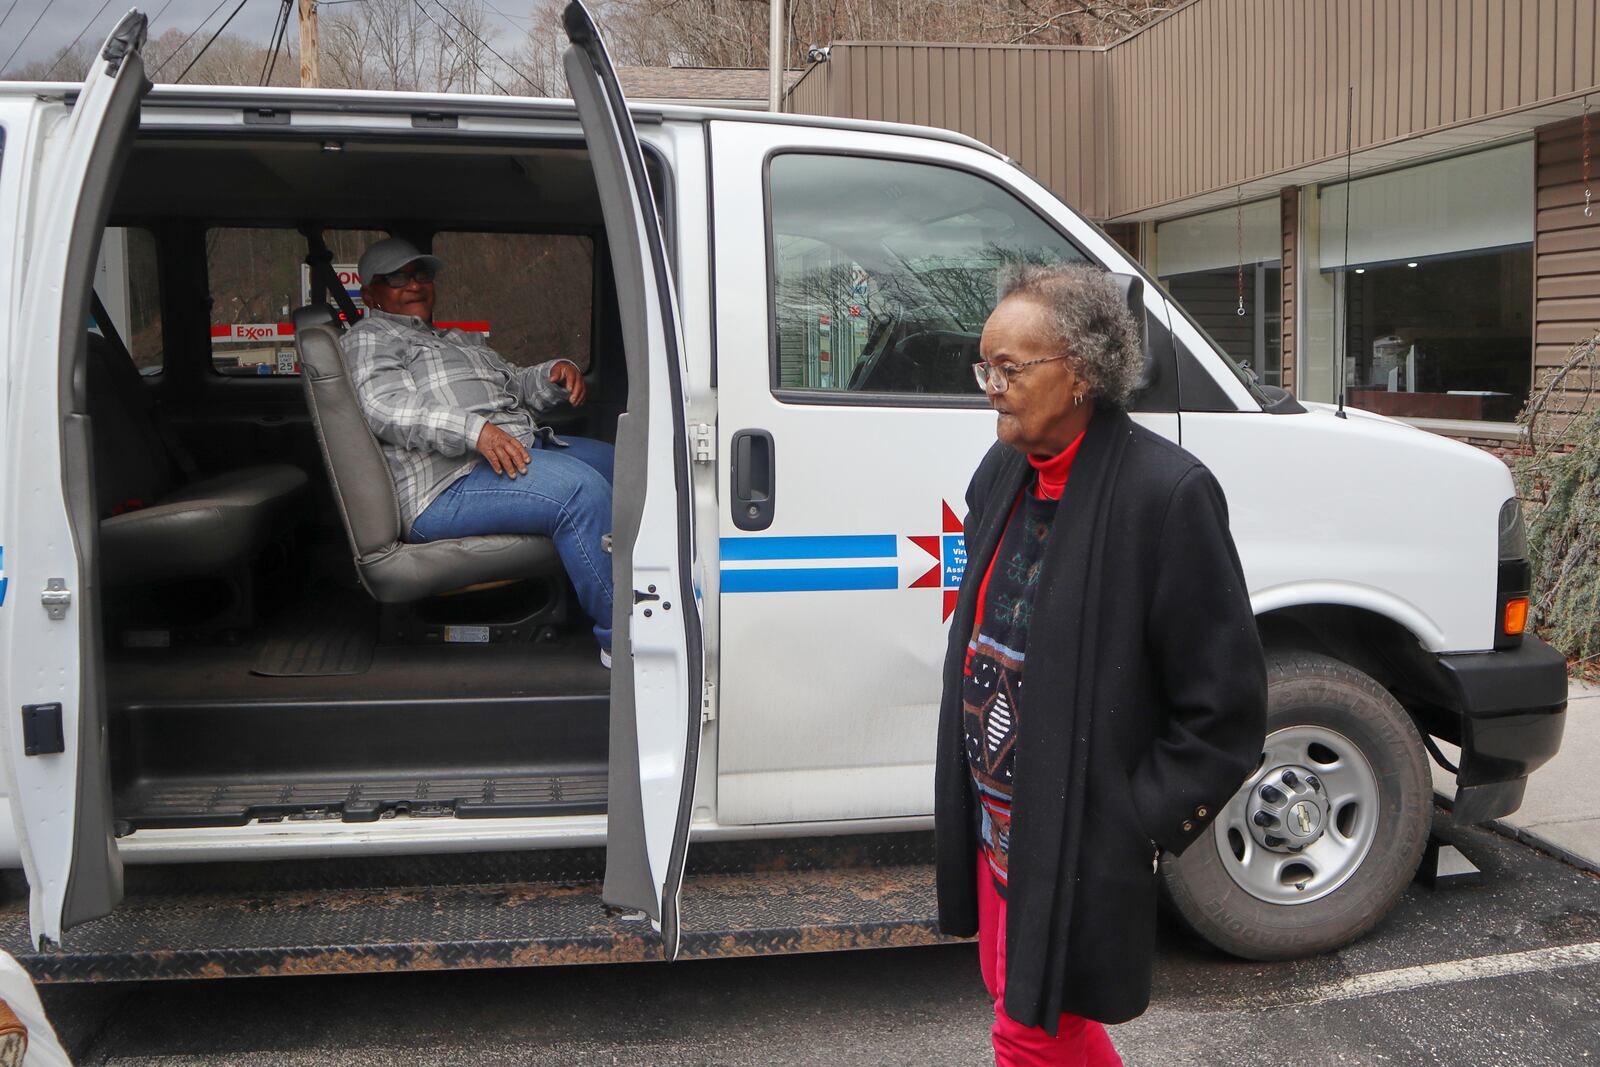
[1306,141,1534,422]
[1155,199,1282,387]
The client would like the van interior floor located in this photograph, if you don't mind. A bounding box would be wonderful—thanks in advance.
[105,593,612,831]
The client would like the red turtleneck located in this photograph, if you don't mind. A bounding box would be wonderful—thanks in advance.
[1027,429,1084,501]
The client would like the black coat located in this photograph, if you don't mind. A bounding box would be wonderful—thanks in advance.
[935,406,1267,1031]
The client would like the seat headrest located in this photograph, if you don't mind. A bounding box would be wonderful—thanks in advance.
[291,303,340,335]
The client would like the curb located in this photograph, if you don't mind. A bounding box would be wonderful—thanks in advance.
[1433,790,1600,878]
[1483,819,1600,879]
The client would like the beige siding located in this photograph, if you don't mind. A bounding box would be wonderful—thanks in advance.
[785,61,834,116]
[787,43,1104,216]
[792,0,1600,220]
[1534,117,1600,404]
[1105,0,1600,217]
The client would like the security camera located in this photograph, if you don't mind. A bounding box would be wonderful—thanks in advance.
[805,46,831,63]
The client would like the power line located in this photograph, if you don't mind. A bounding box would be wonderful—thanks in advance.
[480,0,532,25]
[430,0,535,94]
[152,0,231,78]
[412,0,509,95]
[174,0,253,84]
[42,0,116,79]
[0,0,60,77]
[147,0,180,31]
[0,0,23,40]
[259,0,292,84]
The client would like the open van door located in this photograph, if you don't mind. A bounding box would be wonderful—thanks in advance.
[562,1,704,958]
[0,12,148,946]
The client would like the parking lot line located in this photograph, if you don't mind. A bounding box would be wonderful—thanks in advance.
[1295,940,1600,1006]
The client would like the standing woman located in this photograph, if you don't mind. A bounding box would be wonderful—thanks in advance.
[937,264,1268,1065]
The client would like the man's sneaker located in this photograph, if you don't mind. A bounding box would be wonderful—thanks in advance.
[600,647,612,670]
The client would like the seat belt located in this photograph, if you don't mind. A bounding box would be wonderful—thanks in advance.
[89,289,200,480]
[301,228,363,328]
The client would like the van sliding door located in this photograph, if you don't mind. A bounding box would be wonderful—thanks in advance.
[0,12,149,946]
[562,0,703,958]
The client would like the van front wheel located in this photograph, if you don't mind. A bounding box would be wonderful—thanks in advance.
[1161,650,1431,961]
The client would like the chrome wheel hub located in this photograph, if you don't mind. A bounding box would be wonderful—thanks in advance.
[1213,725,1381,905]
[1247,765,1328,852]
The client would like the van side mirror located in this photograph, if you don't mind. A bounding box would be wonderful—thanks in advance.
[1106,272,1177,413]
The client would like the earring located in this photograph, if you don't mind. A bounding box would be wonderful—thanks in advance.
[1073,393,1084,407]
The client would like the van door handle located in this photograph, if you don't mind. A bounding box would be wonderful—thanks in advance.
[731,429,775,531]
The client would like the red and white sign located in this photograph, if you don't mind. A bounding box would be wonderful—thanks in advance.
[211,323,293,343]
[211,320,492,343]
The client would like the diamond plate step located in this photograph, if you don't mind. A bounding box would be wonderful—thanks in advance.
[0,834,950,981]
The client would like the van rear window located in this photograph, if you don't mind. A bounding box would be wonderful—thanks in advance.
[96,226,164,372]
[206,227,383,376]
[429,233,595,371]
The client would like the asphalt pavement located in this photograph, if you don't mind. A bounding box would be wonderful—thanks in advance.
[28,681,1600,1066]
[36,814,1600,1066]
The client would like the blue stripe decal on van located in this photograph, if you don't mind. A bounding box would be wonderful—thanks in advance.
[720,535,896,561]
[721,567,899,593]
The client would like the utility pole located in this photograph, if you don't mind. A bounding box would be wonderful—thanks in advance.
[298,0,320,88]
[767,0,783,112]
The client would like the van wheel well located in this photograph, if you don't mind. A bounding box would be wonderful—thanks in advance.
[1256,605,1426,697]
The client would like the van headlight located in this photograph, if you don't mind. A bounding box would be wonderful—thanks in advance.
[1498,498,1528,561]
[1496,498,1530,649]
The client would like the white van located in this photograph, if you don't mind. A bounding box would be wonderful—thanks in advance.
[0,7,1568,979]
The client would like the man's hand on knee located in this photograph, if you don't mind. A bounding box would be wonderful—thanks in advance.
[477,422,531,477]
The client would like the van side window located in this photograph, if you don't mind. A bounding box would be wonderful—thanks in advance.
[206,227,383,376]
[97,227,164,372]
[429,233,595,370]
[767,154,1089,399]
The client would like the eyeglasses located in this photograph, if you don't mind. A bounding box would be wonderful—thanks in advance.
[369,268,435,288]
[972,354,1071,394]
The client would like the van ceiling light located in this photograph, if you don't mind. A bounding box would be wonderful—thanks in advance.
[1407,261,1419,268]
[322,140,343,153]
[1354,268,1365,274]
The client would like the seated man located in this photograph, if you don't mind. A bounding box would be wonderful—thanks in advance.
[342,237,616,665]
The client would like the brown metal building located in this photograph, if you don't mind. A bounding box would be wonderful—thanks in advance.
[786,0,1600,454]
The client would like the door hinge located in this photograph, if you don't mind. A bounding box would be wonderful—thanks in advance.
[701,681,717,723]
[40,579,70,620]
[692,423,716,463]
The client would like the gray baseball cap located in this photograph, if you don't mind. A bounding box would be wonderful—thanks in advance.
[358,237,444,285]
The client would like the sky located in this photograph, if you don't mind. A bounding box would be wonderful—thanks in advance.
[0,0,532,77]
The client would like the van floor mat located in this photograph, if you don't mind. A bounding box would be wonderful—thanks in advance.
[0,840,949,981]
[115,771,610,828]
[252,593,377,677]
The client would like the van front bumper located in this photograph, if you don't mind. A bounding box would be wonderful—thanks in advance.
[1431,635,1568,824]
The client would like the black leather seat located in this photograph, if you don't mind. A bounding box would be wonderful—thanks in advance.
[294,317,560,603]
[86,333,307,586]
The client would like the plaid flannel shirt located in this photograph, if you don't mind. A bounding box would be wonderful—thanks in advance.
[341,306,576,531]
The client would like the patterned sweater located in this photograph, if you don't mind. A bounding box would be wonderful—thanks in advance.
[963,432,1082,893]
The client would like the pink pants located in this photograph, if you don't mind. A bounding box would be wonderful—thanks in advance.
[977,856,1124,1067]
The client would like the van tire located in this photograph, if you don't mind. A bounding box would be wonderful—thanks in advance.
[1160,650,1431,961]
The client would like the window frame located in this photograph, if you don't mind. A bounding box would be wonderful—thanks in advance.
[761,147,1095,410]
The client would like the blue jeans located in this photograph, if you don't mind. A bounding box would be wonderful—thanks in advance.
[410,436,615,649]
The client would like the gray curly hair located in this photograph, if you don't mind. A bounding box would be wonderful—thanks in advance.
[995,263,1145,410]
